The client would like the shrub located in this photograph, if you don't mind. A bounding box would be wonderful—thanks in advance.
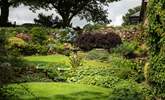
[20,43,48,55]
[7,37,27,48]
[78,75,121,88]
[69,53,83,69]
[30,27,48,44]
[109,80,151,100]
[86,49,109,61]
[67,65,138,83]
[16,33,32,41]
[109,54,144,82]
[67,66,114,83]
[110,41,138,58]
[0,63,15,84]
[39,63,70,82]
[53,28,77,43]
[76,32,122,51]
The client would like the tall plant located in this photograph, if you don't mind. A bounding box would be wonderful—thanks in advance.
[147,0,165,99]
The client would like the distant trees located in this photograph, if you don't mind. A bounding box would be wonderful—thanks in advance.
[122,6,141,25]
[34,13,62,27]
[23,0,119,28]
[0,0,21,27]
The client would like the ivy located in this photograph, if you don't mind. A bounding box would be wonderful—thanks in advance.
[147,0,165,98]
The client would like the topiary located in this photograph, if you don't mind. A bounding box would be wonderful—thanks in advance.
[147,0,165,98]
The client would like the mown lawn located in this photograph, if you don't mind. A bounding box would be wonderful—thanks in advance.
[24,55,110,67]
[7,82,111,100]
[24,55,69,65]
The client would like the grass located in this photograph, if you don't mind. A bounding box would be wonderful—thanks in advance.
[24,55,110,68]
[24,55,69,65]
[7,82,111,100]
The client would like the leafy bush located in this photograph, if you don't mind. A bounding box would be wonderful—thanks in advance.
[38,63,70,82]
[67,65,138,83]
[76,32,122,51]
[30,27,48,44]
[7,37,27,48]
[69,53,83,69]
[67,66,113,83]
[86,49,109,61]
[56,28,77,43]
[78,75,121,88]
[110,41,138,58]
[109,80,151,100]
[109,54,145,82]
[0,63,15,84]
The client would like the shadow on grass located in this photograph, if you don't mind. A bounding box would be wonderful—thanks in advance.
[25,61,53,65]
[25,91,109,100]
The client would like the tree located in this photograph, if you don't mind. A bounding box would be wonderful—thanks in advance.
[24,0,119,28]
[0,0,21,27]
[122,6,141,25]
[147,0,165,99]
[34,13,62,27]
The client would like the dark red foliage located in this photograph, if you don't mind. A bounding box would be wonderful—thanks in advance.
[75,32,122,51]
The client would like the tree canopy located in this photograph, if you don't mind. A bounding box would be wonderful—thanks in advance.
[23,0,119,27]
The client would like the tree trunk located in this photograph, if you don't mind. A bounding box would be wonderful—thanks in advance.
[0,0,10,27]
[61,15,73,28]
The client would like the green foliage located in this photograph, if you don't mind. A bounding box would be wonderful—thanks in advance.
[24,0,117,27]
[30,27,48,44]
[147,0,165,98]
[108,54,145,82]
[86,49,109,61]
[69,53,83,69]
[109,80,151,100]
[38,63,70,82]
[110,41,138,57]
[56,28,77,43]
[78,75,121,88]
[7,37,27,48]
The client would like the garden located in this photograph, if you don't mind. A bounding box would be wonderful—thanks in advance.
[0,24,151,100]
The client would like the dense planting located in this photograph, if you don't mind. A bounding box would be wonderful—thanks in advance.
[147,0,165,98]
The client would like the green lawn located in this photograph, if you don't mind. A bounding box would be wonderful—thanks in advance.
[24,55,110,67]
[24,55,69,65]
[7,82,111,100]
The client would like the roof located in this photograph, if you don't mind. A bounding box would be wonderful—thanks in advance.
[131,11,140,17]
[144,0,148,2]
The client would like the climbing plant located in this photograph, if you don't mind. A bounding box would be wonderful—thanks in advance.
[147,0,165,99]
